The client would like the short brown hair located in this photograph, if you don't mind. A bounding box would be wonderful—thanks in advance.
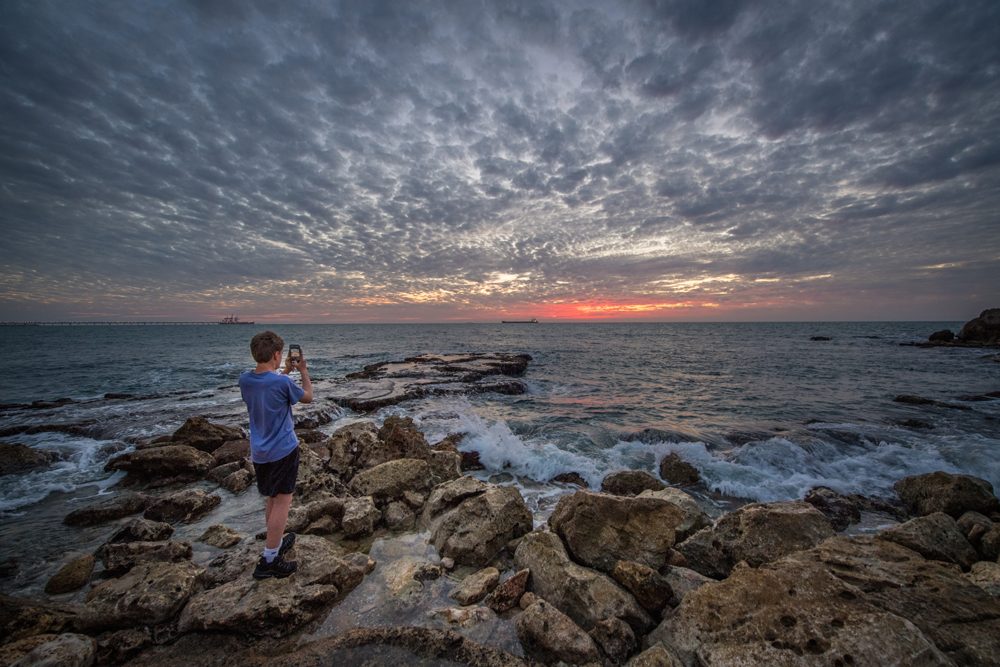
[250,331,284,363]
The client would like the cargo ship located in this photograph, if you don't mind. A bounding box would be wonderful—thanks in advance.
[220,315,254,325]
[501,318,539,323]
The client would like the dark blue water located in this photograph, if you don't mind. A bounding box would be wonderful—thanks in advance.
[1,322,998,515]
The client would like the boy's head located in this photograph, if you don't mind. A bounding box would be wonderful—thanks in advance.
[250,331,284,363]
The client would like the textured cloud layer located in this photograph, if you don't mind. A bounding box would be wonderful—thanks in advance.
[1,0,998,321]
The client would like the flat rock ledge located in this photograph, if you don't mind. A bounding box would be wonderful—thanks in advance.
[325,353,532,411]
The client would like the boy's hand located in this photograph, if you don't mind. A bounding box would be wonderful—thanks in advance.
[296,355,309,374]
[283,354,295,374]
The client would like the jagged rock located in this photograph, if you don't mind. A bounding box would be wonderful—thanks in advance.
[44,555,94,595]
[82,561,200,631]
[170,416,243,453]
[601,470,665,496]
[104,517,173,543]
[427,485,532,567]
[220,468,253,494]
[966,561,1000,597]
[383,501,415,530]
[894,471,1000,518]
[661,565,716,606]
[295,428,326,444]
[412,563,442,582]
[980,525,1000,561]
[422,475,489,518]
[305,515,338,535]
[285,497,345,535]
[611,560,673,613]
[589,616,636,664]
[0,595,83,642]
[957,307,1000,344]
[105,445,215,483]
[426,448,461,486]
[94,628,151,665]
[295,446,344,502]
[637,487,711,541]
[658,453,700,485]
[929,329,955,342]
[211,438,250,465]
[513,531,652,634]
[199,525,242,549]
[675,501,835,579]
[0,443,55,475]
[100,541,191,575]
[461,450,485,471]
[516,599,601,665]
[957,510,993,543]
[143,489,221,524]
[484,569,528,613]
[0,633,96,667]
[341,496,381,538]
[625,645,683,667]
[348,458,432,506]
[326,421,384,478]
[430,606,496,628]
[804,486,863,531]
[450,567,500,606]
[877,512,978,570]
[207,460,243,484]
[63,493,150,527]
[551,471,589,487]
[548,491,686,574]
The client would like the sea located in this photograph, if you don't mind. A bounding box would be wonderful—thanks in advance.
[1,321,998,594]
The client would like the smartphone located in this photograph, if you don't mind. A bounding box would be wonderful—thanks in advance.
[289,344,302,365]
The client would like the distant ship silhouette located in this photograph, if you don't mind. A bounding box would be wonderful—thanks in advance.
[220,314,254,325]
[501,318,538,323]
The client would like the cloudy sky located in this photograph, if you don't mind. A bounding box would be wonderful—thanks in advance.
[1,0,998,322]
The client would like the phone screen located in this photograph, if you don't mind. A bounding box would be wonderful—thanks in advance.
[290,347,301,360]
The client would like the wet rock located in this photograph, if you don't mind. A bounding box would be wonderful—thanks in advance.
[516,599,601,665]
[199,525,242,549]
[143,489,221,524]
[82,561,200,631]
[450,567,500,606]
[170,416,243,453]
[44,555,95,595]
[929,329,955,342]
[551,471,589,488]
[0,595,83,642]
[220,468,253,494]
[658,453,700,485]
[0,557,18,578]
[426,448,462,486]
[207,460,243,484]
[485,568,528,613]
[460,450,485,471]
[430,605,496,628]
[341,496,381,538]
[958,307,1000,344]
[348,458,432,507]
[514,531,652,634]
[63,493,150,527]
[382,501,415,530]
[105,517,173,543]
[611,560,673,614]
[412,563,442,582]
[94,628,151,665]
[894,471,1000,518]
[422,475,489,518]
[0,633,96,667]
[211,439,249,466]
[428,485,532,567]
[660,565,716,606]
[637,487,711,541]
[893,417,935,430]
[675,500,835,579]
[589,616,636,665]
[601,470,665,496]
[625,645,683,667]
[803,486,863,531]
[100,540,192,575]
[295,428,326,445]
[957,510,993,542]
[810,335,832,341]
[105,445,215,483]
[877,512,978,570]
[0,442,55,475]
[548,490,686,574]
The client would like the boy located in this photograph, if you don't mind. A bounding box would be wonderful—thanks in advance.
[239,330,313,579]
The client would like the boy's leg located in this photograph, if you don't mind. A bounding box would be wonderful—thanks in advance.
[265,492,294,550]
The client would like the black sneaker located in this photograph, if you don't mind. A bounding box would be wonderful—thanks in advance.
[279,532,296,556]
[253,555,297,579]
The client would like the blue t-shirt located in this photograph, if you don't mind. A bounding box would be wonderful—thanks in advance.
[239,370,305,463]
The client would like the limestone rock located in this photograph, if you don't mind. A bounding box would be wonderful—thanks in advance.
[422,475,489,519]
[589,616,636,665]
[0,442,54,475]
[105,517,173,543]
[211,438,249,465]
[625,645,683,667]
[0,595,84,642]
[94,628,151,665]
[551,471,589,488]
[515,599,602,666]
[548,490,686,574]
[611,560,673,613]
[170,416,243,452]
[957,307,1000,344]
[83,561,200,631]
[484,568,528,613]
[979,525,1000,561]
[0,633,96,667]
[658,453,700,485]
[100,540,191,575]
[285,497,345,535]
[957,510,993,543]
[675,500,835,579]
[305,515,338,535]
[44,555,94,595]
[325,420,382,478]
[199,525,242,549]
[513,531,652,634]
[966,561,1000,597]
[637,487,711,541]
[220,468,253,494]
[295,445,344,502]
[429,485,532,567]
[348,458,432,506]
[207,460,243,484]
[661,565,716,606]
[143,489,221,523]
[63,493,150,527]
[341,496,381,538]
[383,500,415,530]
[426,448,462,486]
[894,471,1000,518]
[877,512,978,570]
[450,567,500,606]
[378,416,431,463]
[601,470,665,496]
[804,486,862,531]
[105,445,215,482]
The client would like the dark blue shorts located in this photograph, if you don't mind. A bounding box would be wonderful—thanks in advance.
[253,447,300,497]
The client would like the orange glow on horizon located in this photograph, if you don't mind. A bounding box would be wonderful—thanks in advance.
[505,300,723,320]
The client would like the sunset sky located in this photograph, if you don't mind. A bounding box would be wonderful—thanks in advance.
[1,0,998,323]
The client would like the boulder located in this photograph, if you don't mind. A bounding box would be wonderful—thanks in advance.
[207,460,244,484]
[0,443,54,475]
[220,468,253,494]
[199,525,242,549]
[515,599,602,665]
[0,595,83,642]
[980,525,1000,561]
[928,329,955,343]
[422,475,489,519]
[658,453,700,485]
[513,531,652,634]
[104,517,173,543]
[377,416,432,462]
[63,493,150,527]
[143,489,221,524]
[894,472,1000,518]
[0,633,96,667]
[625,645,683,667]
[611,560,673,613]
[589,616,636,665]
[637,487,711,541]
[428,485,532,567]
[601,470,665,496]
[348,458,432,506]
[957,307,1000,344]
[551,471,589,488]
[105,445,215,483]
[957,511,993,543]
[382,501,415,530]
[94,628,151,665]
[426,448,462,486]
[211,438,250,465]
[548,491,686,574]
[876,512,978,570]
[675,501,835,579]
[966,561,1000,597]
[82,561,200,631]
[804,486,862,531]
[100,541,192,575]
[170,416,243,452]
[450,567,500,606]
[326,421,383,478]
[484,568,528,613]
[295,445,345,502]
[341,496,381,538]
[285,497,345,535]
[44,555,94,595]
[660,565,716,606]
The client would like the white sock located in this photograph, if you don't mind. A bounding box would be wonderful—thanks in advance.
[263,546,279,563]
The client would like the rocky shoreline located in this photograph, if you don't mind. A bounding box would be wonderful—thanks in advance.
[2,404,999,666]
